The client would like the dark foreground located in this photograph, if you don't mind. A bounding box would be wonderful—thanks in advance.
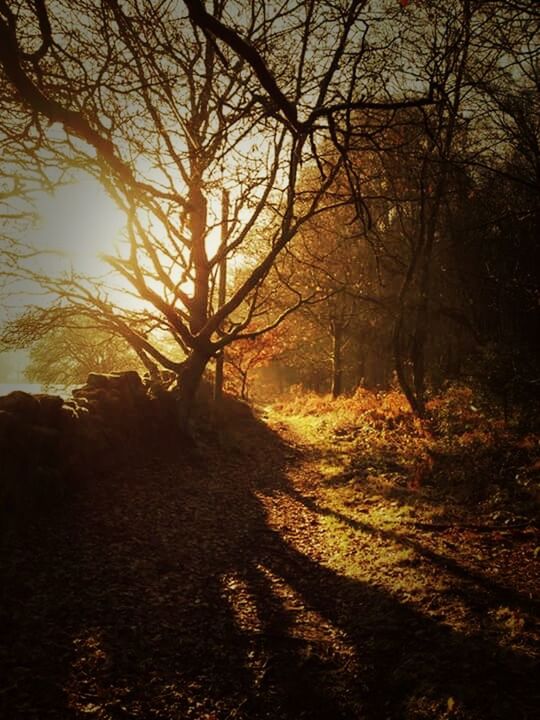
[1,410,538,719]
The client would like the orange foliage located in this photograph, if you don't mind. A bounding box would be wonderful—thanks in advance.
[275,383,537,492]
[225,325,287,399]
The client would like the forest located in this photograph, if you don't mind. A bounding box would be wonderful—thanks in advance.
[0,1,538,718]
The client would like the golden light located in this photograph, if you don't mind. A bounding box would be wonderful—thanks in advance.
[26,173,126,276]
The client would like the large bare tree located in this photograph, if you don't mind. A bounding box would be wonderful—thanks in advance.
[0,0,434,427]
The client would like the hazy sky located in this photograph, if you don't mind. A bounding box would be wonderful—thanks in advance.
[0,174,126,383]
[26,175,125,276]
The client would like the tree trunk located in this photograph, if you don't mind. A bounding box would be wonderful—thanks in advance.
[214,188,229,402]
[393,312,423,416]
[240,371,248,400]
[214,351,224,402]
[176,350,210,433]
[411,261,432,417]
[331,321,344,399]
[188,175,210,336]
[355,353,365,389]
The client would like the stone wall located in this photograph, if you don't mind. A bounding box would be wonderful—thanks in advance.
[0,371,176,525]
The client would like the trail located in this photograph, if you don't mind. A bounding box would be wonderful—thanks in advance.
[1,409,538,719]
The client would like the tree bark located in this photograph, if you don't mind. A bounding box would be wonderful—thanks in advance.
[175,350,210,433]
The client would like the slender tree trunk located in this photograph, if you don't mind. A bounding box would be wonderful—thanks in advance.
[214,188,229,401]
[411,222,436,416]
[355,353,365,389]
[189,175,210,335]
[214,351,224,401]
[331,321,344,399]
[393,311,423,415]
[240,371,248,400]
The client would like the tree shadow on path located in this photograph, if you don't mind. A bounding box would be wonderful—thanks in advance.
[1,410,538,719]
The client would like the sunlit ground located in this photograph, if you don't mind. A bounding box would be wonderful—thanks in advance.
[266,389,539,614]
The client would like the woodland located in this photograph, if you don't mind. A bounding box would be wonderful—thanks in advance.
[0,1,539,718]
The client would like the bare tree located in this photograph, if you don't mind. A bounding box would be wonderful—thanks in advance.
[0,0,434,428]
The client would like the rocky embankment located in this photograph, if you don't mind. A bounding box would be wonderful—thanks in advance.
[0,371,175,524]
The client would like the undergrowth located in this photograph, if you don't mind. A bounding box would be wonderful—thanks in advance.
[272,384,540,524]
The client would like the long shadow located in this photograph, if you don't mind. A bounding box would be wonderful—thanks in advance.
[282,484,540,616]
[1,411,538,719]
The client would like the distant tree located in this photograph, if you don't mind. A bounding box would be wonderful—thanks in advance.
[224,325,286,401]
[26,329,140,388]
[4,313,143,387]
[273,197,381,398]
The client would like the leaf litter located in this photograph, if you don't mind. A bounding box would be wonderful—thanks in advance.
[1,403,538,719]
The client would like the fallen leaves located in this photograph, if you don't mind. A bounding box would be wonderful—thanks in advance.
[1,403,538,719]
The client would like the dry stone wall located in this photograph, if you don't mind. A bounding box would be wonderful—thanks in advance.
[0,371,177,523]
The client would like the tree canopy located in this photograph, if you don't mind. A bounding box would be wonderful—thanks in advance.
[0,0,538,423]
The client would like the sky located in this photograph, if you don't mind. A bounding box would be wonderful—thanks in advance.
[26,175,126,276]
[0,174,126,383]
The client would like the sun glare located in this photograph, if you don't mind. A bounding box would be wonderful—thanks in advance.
[27,174,126,276]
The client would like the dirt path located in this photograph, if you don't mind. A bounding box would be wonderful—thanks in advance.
[1,410,538,719]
